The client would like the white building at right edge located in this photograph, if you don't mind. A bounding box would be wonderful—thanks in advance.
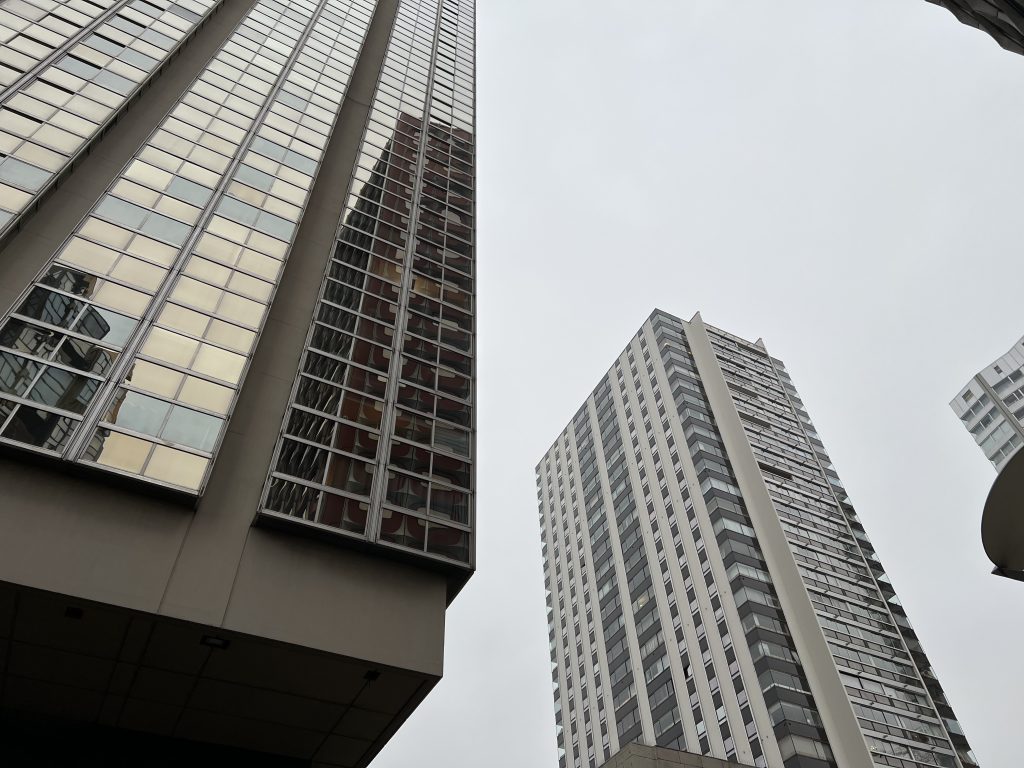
[951,334,1024,470]
[951,334,1024,580]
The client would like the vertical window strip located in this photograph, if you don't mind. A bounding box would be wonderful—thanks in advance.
[259,0,476,569]
[0,0,123,98]
[73,0,376,491]
[0,0,224,235]
[261,0,444,538]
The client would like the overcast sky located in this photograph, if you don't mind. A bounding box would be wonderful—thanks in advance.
[372,1,1021,766]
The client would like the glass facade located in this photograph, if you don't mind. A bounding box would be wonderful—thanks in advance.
[537,310,977,768]
[0,0,375,492]
[0,0,224,235]
[258,0,475,571]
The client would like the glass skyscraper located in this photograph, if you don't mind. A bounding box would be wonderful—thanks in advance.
[0,0,474,762]
[537,310,977,768]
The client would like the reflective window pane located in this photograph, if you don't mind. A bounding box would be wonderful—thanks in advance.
[2,406,76,451]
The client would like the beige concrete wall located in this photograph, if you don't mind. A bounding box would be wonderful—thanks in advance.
[0,0,447,679]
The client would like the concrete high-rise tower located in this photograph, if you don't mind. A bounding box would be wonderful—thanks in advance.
[536,310,976,768]
[0,0,474,763]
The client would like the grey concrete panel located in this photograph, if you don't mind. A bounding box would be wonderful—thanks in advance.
[224,529,446,676]
[0,474,187,611]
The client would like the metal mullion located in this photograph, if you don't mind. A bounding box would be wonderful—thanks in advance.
[163,280,265,332]
[119,381,225,420]
[0,6,231,245]
[267,501,365,531]
[63,0,345,464]
[0,383,90,420]
[5,313,122,357]
[297,351,390,389]
[137,308,254,355]
[0,0,143,105]
[131,349,234,388]
[291,402,383,436]
[269,469,372,503]
[98,400,179,455]
[4,348,108,386]
[95,420,212,459]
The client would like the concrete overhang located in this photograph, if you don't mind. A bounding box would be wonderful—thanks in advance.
[0,583,436,767]
[981,448,1024,578]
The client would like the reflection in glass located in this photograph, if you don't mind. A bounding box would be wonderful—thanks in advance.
[393,408,432,444]
[324,454,374,496]
[0,319,61,359]
[386,471,427,512]
[276,438,327,484]
[0,0,372,494]
[287,408,334,444]
[295,376,342,415]
[74,306,135,347]
[265,476,320,520]
[432,453,469,487]
[0,352,40,397]
[339,391,383,428]
[426,522,468,562]
[41,266,100,299]
[26,367,100,414]
[2,407,76,451]
[319,492,369,534]
[17,287,83,329]
[333,422,378,459]
[0,399,14,429]
[389,440,430,475]
[258,0,475,570]
[434,423,469,456]
[379,508,426,551]
[57,337,118,375]
[429,485,470,525]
